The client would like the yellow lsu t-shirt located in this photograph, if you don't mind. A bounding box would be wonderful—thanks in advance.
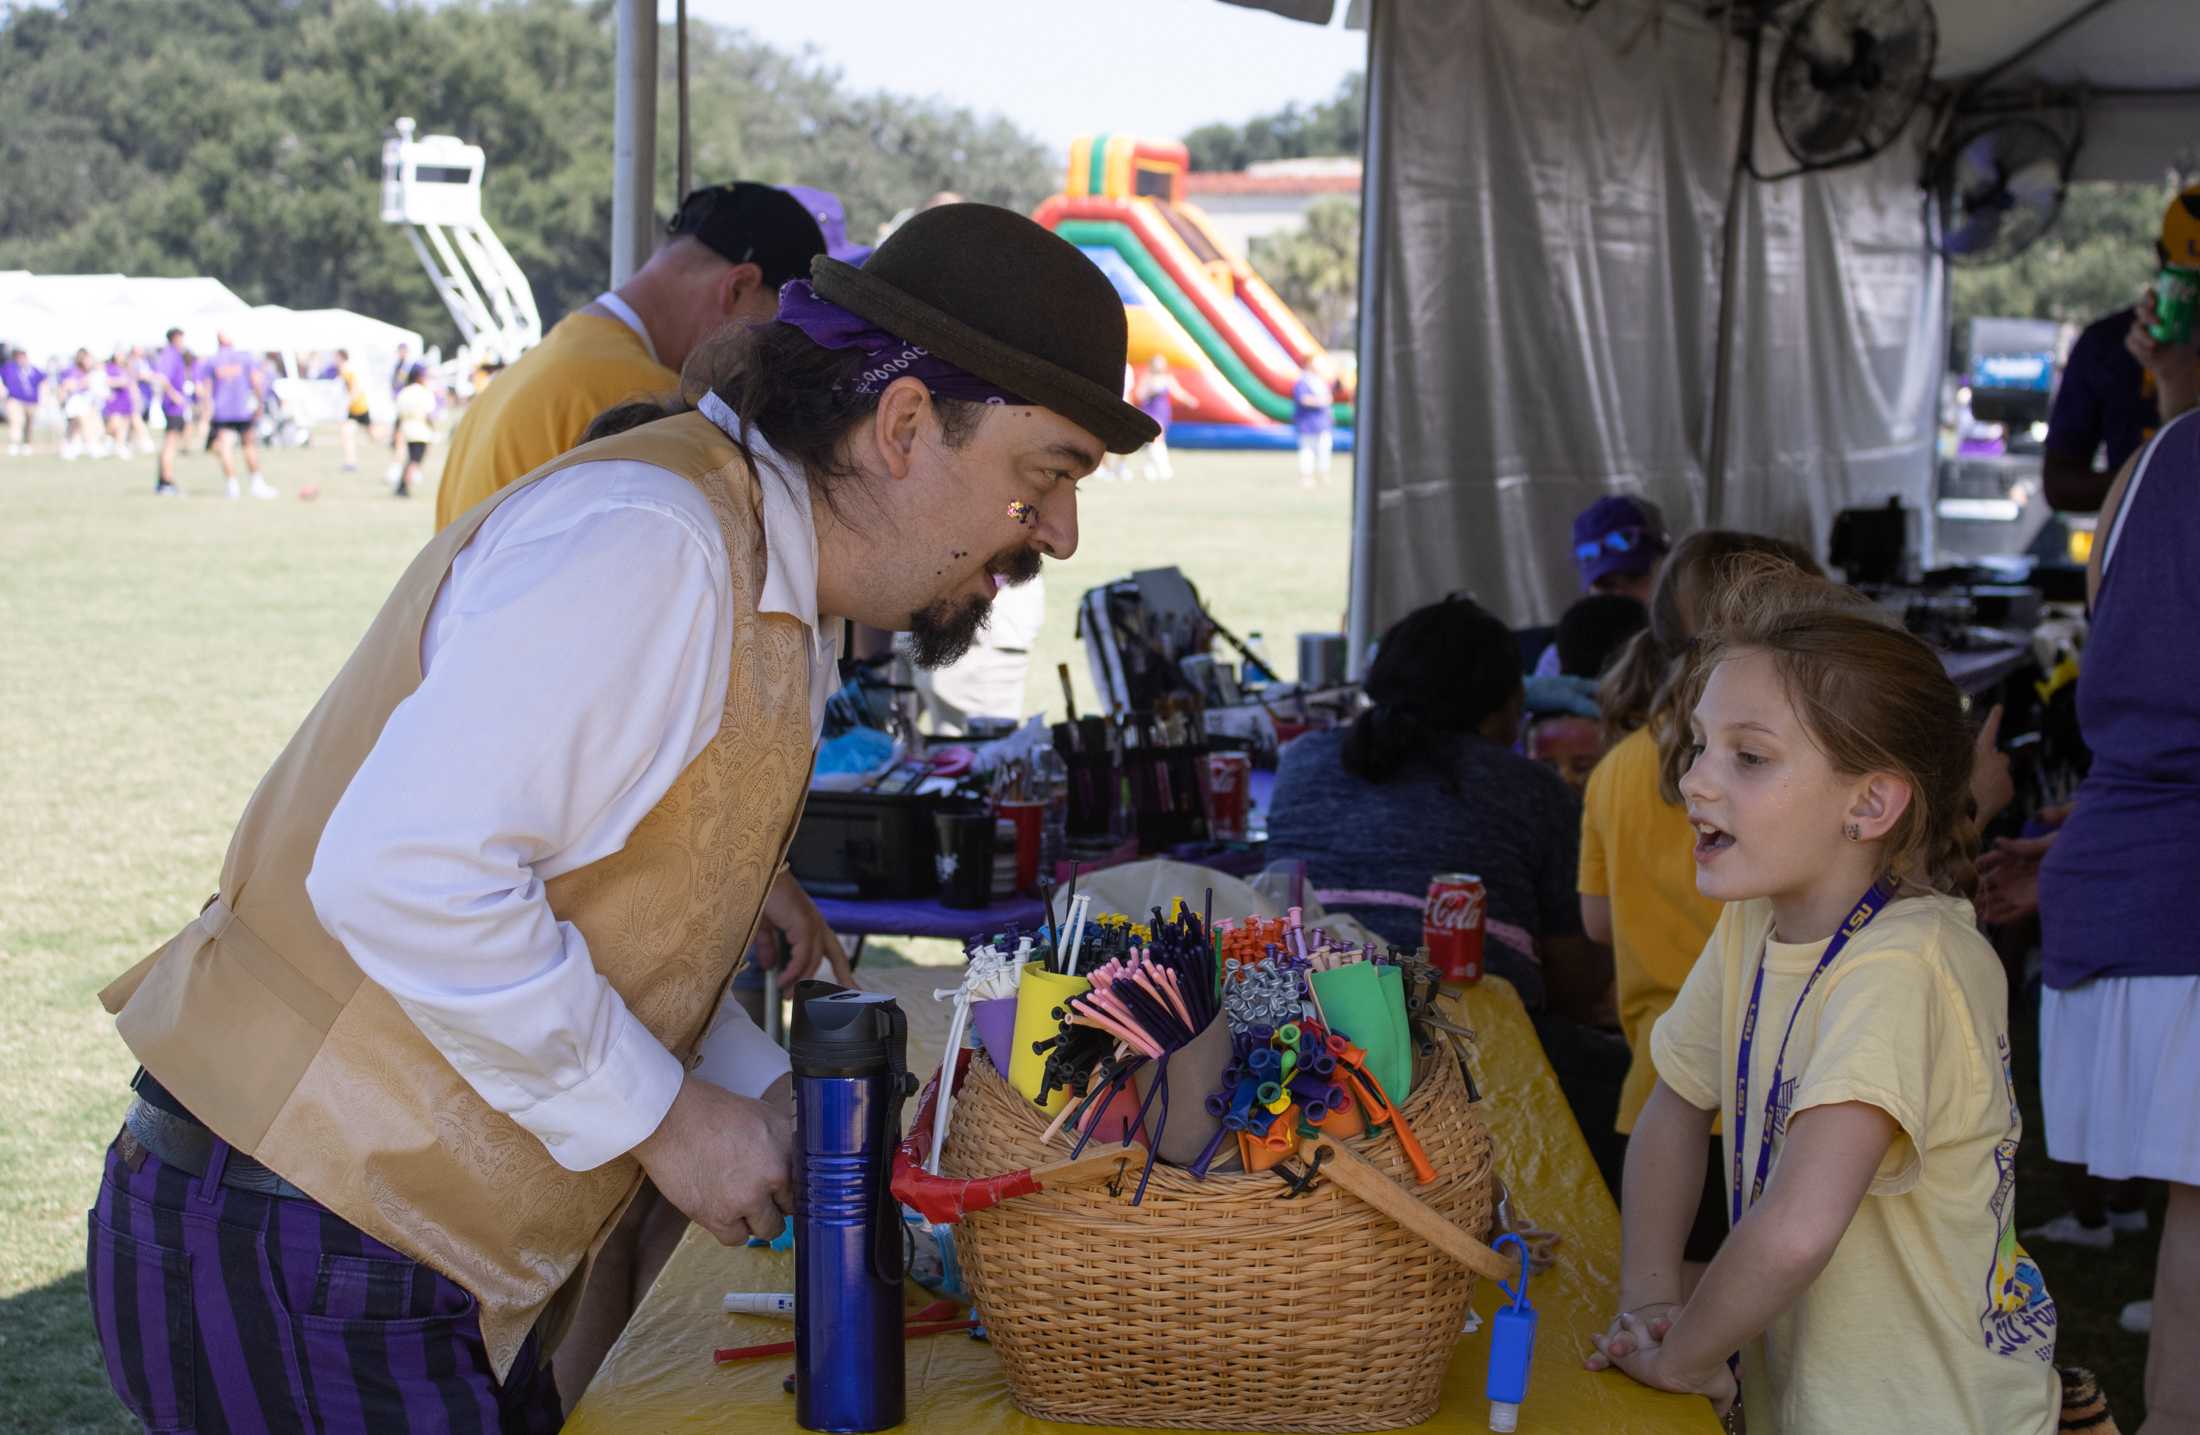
[1650,893,2059,1435]
[432,311,677,531]
[1579,727,1723,1132]
[339,363,370,417]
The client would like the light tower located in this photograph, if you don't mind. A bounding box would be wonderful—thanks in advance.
[379,117,542,364]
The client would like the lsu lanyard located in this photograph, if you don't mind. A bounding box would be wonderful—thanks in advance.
[1730,879,1896,1228]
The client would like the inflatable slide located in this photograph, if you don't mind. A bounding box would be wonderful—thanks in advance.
[1034,134,1354,451]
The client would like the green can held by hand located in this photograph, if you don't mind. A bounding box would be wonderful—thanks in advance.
[2150,265,2199,347]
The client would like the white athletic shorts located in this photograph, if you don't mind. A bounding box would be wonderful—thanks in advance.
[2040,973,2200,1185]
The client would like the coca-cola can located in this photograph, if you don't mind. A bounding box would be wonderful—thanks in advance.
[1203,752,1252,842]
[1423,872,1487,984]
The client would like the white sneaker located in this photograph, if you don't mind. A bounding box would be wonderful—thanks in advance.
[2120,1299,2152,1334]
[226,476,240,500]
[249,476,278,501]
[384,462,402,486]
[2109,1208,2150,1234]
[2020,1212,2115,1249]
[61,444,79,462]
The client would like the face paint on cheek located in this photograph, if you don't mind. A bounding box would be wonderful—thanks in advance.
[1006,500,1034,526]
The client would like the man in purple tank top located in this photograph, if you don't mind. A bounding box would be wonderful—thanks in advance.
[199,332,277,500]
[149,329,194,495]
[1983,279,2200,1426]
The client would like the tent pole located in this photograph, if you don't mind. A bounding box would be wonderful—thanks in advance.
[1345,0,1389,681]
[611,0,658,287]
[676,0,691,202]
[1706,15,1765,528]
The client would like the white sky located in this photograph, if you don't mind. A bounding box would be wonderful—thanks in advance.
[684,0,1365,155]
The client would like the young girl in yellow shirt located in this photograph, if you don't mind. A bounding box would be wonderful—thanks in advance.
[1586,562,2059,1434]
[1580,531,1818,1271]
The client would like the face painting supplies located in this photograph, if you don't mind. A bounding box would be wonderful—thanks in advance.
[889,890,1526,1432]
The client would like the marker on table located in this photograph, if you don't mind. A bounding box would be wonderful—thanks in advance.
[724,1291,797,1318]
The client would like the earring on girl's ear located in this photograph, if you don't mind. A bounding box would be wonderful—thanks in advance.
[1844,823,1862,842]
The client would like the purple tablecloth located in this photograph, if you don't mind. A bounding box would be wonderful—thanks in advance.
[812,891,1052,941]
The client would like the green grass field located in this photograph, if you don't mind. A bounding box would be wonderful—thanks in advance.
[0,429,2159,1430]
[0,430,1351,1431]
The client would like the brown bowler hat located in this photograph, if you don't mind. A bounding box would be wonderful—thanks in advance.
[809,203,1159,454]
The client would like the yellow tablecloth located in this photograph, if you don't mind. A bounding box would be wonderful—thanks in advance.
[565,978,1718,1434]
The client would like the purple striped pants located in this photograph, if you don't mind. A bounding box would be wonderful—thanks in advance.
[86,1132,564,1434]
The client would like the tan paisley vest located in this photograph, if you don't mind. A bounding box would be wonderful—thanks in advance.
[100,410,816,1378]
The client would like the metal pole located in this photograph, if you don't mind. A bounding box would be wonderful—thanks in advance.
[1344,0,1388,682]
[1705,16,1765,527]
[611,0,658,287]
[676,0,691,202]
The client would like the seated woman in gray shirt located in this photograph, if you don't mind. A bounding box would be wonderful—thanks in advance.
[1266,594,1610,1024]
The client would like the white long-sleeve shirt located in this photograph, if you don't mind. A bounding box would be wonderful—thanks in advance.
[307,395,836,1172]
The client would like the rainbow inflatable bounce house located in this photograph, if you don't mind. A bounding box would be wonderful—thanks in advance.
[1035,134,1354,450]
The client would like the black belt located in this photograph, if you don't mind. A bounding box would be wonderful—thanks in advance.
[122,1071,313,1200]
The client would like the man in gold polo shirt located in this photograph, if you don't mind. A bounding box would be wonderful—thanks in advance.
[434,180,847,530]
[91,204,1159,1430]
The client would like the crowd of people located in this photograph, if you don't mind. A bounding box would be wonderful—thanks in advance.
[0,327,455,500]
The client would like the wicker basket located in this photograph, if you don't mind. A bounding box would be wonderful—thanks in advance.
[938,1042,1497,1432]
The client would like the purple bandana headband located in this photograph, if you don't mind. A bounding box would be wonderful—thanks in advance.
[776,280,1032,407]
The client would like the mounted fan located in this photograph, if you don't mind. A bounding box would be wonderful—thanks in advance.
[1770,0,1938,170]
[1931,118,2073,267]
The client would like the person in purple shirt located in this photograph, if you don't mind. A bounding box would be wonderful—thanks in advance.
[1977,282,2200,1412]
[198,331,276,500]
[148,329,194,495]
[1131,354,1197,481]
[2041,187,2200,511]
[1292,358,1336,488]
[2,346,46,456]
[101,350,144,461]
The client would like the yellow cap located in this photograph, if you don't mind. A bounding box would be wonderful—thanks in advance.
[2161,187,2200,267]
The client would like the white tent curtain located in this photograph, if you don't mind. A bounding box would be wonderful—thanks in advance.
[1353,0,1945,639]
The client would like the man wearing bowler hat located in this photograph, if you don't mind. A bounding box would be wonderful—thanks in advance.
[91,203,1158,1430]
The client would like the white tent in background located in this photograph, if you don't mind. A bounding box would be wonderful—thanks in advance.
[1,271,425,426]
[3,273,253,364]
[230,303,427,426]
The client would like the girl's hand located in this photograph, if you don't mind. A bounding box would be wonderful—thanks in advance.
[1588,1312,1737,1416]
[1583,1302,1676,1369]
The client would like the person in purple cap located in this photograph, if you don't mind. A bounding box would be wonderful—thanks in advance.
[782,183,872,267]
[1532,496,1671,678]
[1573,494,1671,606]
[2,346,47,457]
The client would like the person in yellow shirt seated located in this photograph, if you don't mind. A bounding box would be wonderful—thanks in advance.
[432,180,838,530]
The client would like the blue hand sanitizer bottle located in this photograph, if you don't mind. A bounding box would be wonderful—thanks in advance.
[1484,1233,1538,1432]
[791,986,915,1432]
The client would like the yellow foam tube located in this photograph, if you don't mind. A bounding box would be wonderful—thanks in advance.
[1009,966,1091,1113]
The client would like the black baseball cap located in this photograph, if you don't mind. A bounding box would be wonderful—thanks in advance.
[667,182,828,288]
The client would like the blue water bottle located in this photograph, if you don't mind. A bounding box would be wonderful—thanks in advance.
[791,987,915,1433]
